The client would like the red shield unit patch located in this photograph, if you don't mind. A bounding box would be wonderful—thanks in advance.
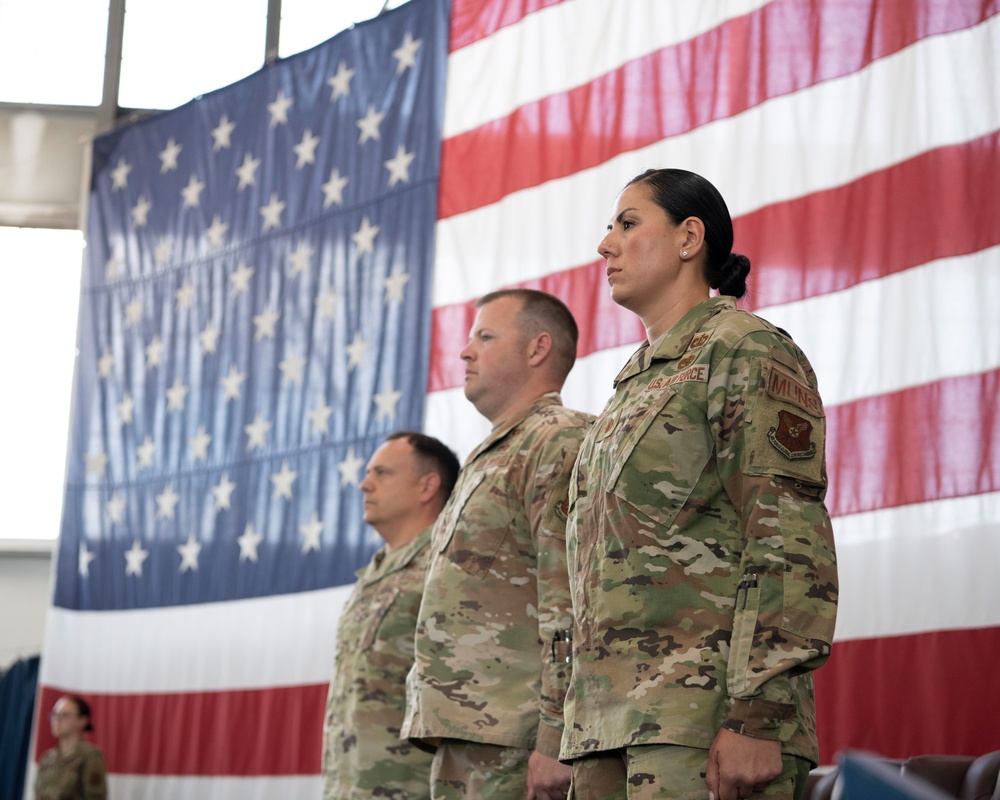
[768,410,816,460]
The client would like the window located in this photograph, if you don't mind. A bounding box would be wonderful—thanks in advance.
[0,0,108,106]
[118,0,268,110]
[0,227,83,540]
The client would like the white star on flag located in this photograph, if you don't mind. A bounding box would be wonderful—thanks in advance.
[345,331,370,370]
[315,288,338,320]
[221,365,247,401]
[279,351,307,385]
[307,399,333,436]
[244,414,272,451]
[384,265,410,303]
[145,335,164,368]
[158,138,182,173]
[236,152,261,190]
[322,168,349,208]
[125,297,143,325]
[178,533,202,572]
[110,158,131,190]
[288,241,314,277]
[166,378,189,412]
[338,448,364,487]
[199,321,221,354]
[175,279,195,311]
[260,193,286,231]
[117,393,134,425]
[374,382,403,421]
[356,104,385,144]
[392,31,422,74]
[125,539,150,576]
[131,196,151,227]
[253,306,280,340]
[300,513,324,553]
[85,449,108,476]
[106,491,126,524]
[79,544,97,577]
[327,60,355,100]
[229,261,255,294]
[238,523,264,562]
[212,473,236,511]
[270,461,298,500]
[205,215,229,247]
[384,144,416,187]
[97,349,114,378]
[211,114,236,151]
[293,129,320,169]
[189,426,212,462]
[154,237,172,266]
[136,436,156,469]
[105,256,122,280]
[267,90,294,126]
[181,174,205,207]
[352,216,380,254]
[156,483,181,519]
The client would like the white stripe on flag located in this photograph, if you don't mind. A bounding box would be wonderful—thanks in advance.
[433,14,1000,307]
[39,584,353,693]
[443,0,769,136]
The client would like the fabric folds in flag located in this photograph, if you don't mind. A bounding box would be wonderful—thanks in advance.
[426,0,1000,764]
[35,0,450,797]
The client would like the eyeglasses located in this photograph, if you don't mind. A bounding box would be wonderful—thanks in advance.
[48,712,78,721]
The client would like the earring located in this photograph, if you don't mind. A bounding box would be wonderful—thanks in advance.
[681,251,688,258]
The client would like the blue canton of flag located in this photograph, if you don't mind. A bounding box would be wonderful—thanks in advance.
[57,0,449,612]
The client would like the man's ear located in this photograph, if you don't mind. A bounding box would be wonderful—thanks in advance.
[419,471,442,503]
[526,331,553,367]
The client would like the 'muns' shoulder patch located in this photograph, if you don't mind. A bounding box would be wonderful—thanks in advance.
[765,365,823,418]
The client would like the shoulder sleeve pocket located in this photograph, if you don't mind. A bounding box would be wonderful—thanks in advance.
[746,362,826,487]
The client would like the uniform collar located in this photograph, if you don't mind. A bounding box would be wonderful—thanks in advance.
[359,525,431,581]
[615,297,735,385]
[467,391,563,463]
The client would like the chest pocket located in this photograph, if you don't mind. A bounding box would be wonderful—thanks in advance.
[354,583,402,651]
[600,385,713,532]
[435,465,511,578]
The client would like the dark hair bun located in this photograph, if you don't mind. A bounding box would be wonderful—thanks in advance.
[712,252,751,299]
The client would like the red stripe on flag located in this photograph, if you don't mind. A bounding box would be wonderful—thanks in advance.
[439,0,998,219]
[815,626,1000,763]
[429,133,1000,394]
[826,368,1000,518]
[736,129,1000,310]
[450,0,567,52]
[35,683,327,776]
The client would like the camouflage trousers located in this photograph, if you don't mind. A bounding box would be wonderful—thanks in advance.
[569,746,811,800]
[430,739,532,799]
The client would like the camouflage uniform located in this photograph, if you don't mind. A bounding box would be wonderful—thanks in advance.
[561,297,838,772]
[35,740,107,800]
[323,528,434,800]
[402,393,594,764]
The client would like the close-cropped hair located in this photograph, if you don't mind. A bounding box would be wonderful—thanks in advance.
[385,430,461,501]
[476,288,579,381]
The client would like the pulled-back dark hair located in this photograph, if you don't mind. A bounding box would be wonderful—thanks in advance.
[65,695,95,732]
[626,168,751,299]
[385,431,461,502]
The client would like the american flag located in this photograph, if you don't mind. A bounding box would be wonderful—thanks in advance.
[420,0,1000,766]
[35,0,448,796]
[36,0,1000,796]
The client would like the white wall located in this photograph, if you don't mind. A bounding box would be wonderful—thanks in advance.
[0,551,53,671]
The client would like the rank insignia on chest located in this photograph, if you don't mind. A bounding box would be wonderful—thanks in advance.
[768,410,816,460]
[676,352,697,370]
